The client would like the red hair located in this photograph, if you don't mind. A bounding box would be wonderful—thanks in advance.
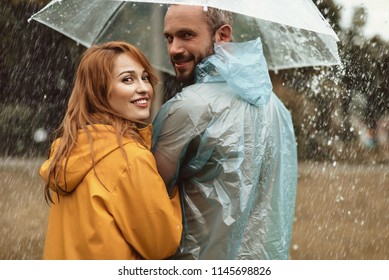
[44,41,158,203]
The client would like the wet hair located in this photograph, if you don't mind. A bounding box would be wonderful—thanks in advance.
[167,5,233,37]
[203,7,233,36]
[44,41,158,203]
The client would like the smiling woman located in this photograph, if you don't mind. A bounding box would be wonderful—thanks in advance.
[38,41,182,260]
[109,53,154,122]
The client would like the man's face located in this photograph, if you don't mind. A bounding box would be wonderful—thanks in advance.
[164,5,214,86]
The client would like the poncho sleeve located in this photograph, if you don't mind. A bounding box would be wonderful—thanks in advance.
[152,86,212,192]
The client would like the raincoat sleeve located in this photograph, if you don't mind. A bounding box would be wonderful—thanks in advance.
[109,148,182,260]
[152,91,210,192]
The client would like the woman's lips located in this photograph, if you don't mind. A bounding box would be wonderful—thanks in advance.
[130,98,149,108]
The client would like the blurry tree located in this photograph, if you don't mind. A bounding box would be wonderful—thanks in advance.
[273,0,344,160]
[0,104,45,155]
[340,7,389,147]
[274,0,389,161]
[1,0,388,160]
[338,6,369,141]
[0,0,85,156]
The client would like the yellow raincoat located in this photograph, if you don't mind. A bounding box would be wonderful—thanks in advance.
[39,124,182,260]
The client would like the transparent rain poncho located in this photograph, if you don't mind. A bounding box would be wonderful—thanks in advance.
[152,38,298,259]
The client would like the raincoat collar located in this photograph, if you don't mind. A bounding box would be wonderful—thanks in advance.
[195,37,272,106]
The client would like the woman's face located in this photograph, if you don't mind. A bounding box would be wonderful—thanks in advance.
[109,53,154,122]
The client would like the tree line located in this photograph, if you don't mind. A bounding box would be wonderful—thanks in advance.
[1,0,388,160]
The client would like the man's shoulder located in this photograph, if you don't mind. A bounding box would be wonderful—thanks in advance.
[167,82,227,109]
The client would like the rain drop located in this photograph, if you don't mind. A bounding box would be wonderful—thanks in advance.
[33,128,48,143]
[335,194,344,202]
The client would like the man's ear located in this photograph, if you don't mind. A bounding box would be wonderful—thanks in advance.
[214,25,232,43]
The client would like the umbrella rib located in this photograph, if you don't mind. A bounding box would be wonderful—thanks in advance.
[94,2,128,45]
[27,0,61,23]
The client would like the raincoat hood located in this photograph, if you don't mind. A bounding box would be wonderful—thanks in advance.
[195,37,272,106]
[40,124,152,194]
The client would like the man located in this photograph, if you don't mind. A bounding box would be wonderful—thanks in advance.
[152,5,298,259]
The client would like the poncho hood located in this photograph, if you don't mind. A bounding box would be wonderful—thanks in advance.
[40,124,152,194]
[195,37,272,106]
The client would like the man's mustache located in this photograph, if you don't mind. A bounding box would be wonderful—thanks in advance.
[171,54,192,63]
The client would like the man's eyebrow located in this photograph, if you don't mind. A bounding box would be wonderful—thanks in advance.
[164,29,196,37]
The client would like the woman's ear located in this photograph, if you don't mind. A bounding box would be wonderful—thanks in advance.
[214,24,233,43]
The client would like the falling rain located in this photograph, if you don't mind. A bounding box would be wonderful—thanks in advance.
[0,0,388,260]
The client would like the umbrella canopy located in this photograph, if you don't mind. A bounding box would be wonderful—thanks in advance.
[28,0,341,72]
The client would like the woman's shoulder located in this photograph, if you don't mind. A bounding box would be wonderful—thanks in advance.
[92,139,154,193]
[84,124,150,166]
[121,141,153,163]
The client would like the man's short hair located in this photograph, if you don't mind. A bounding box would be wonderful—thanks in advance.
[204,7,233,36]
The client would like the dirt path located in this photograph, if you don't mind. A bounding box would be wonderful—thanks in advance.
[0,158,48,260]
[1,158,388,259]
[290,161,389,259]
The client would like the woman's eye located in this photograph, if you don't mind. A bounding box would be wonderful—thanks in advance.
[122,76,134,83]
[142,75,150,81]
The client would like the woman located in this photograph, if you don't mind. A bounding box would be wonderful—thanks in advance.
[39,41,182,260]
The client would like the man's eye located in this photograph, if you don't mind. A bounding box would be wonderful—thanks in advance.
[183,33,193,39]
[165,35,173,44]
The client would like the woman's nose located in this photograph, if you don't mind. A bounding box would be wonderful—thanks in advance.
[136,80,149,93]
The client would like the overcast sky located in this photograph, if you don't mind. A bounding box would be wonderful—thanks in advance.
[333,0,389,40]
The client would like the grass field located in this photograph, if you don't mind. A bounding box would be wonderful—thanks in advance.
[0,157,388,260]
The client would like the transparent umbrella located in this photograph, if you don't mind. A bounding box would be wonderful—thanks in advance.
[28,0,341,72]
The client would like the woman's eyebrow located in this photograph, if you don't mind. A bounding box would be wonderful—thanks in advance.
[117,69,135,78]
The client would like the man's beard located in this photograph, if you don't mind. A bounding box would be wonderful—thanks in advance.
[172,48,214,87]
[171,53,197,86]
